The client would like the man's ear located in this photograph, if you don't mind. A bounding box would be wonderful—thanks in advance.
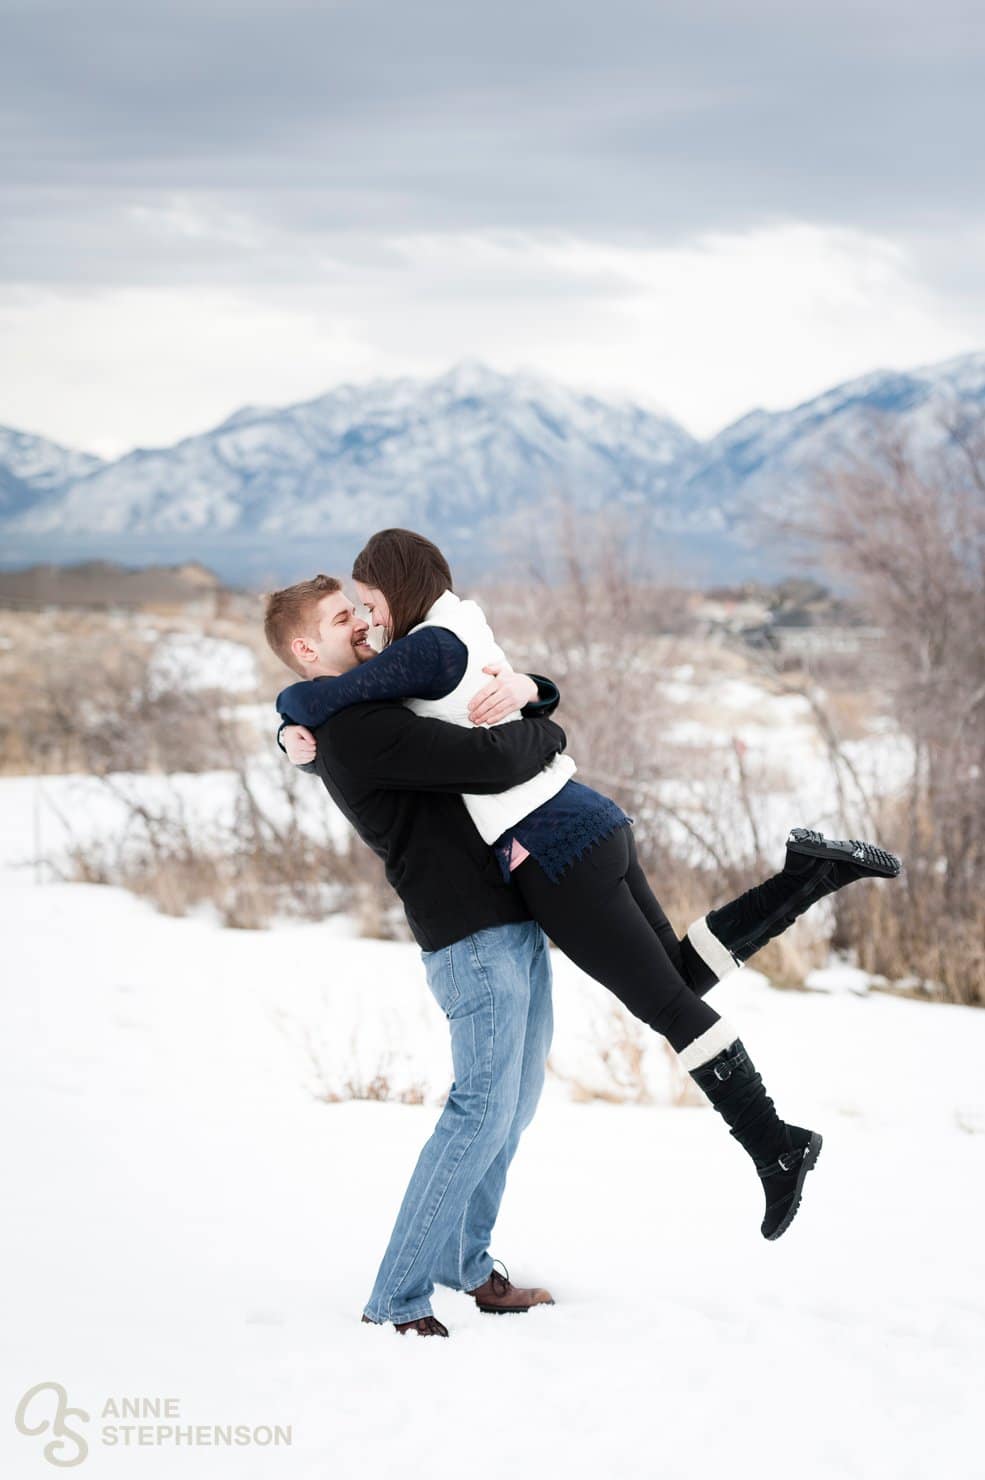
[290,634,316,668]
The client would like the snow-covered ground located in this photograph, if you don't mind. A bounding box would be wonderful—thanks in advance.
[3,859,984,1478]
[146,633,259,699]
[0,663,977,1479]
[0,763,349,886]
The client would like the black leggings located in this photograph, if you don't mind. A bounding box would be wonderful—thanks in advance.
[512,825,721,1054]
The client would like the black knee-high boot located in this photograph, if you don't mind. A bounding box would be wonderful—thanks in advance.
[685,827,902,983]
[684,1035,823,1241]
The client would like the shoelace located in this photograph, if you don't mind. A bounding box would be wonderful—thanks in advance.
[488,1260,512,1296]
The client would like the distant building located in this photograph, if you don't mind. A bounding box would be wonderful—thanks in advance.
[740,619,884,656]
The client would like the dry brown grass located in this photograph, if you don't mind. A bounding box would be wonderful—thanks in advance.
[747,924,832,991]
[269,1009,434,1105]
[547,999,706,1107]
[10,537,979,1006]
[822,685,882,742]
[0,601,308,771]
[52,763,403,936]
[316,1072,430,1106]
[832,795,985,1007]
[1,607,274,776]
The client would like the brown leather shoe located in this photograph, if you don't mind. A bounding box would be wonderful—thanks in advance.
[467,1260,554,1314]
[361,1313,449,1336]
[395,1315,449,1337]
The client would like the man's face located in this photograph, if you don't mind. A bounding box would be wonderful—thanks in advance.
[290,590,374,677]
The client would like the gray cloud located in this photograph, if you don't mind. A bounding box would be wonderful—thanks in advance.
[2,0,984,459]
[1,0,983,291]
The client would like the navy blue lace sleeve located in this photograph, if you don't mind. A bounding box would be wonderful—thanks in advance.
[275,627,469,728]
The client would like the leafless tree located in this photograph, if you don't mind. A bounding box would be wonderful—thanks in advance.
[761,417,985,1003]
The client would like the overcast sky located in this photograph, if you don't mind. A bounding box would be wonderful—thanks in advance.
[2,0,983,457]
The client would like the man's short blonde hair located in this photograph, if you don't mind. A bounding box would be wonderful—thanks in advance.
[263,574,342,677]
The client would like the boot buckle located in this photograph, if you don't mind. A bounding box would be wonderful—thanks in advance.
[713,1062,732,1082]
[777,1148,802,1172]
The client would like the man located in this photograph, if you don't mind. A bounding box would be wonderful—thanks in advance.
[264,574,564,1338]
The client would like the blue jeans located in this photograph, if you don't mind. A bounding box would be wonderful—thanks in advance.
[362,919,554,1325]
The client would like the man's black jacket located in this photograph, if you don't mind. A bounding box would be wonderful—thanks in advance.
[303,681,565,950]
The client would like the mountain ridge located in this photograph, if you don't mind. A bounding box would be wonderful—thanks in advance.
[2,352,982,584]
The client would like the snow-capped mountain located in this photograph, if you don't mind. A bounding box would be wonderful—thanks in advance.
[0,426,104,521]
[2,362,697,541]
[1,353,983,583]
[682,351,985,532]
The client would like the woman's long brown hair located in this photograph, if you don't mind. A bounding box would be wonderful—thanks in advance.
[351,528,454,642]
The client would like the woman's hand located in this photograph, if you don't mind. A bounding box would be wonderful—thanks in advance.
[283,724,317,765]
[467,664,538,726]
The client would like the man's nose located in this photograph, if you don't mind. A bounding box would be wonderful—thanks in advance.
[354,621,369,639]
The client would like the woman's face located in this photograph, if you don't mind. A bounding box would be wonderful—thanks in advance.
[353,581,392,638]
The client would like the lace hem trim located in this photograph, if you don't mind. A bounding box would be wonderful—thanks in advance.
[494,804,633,885]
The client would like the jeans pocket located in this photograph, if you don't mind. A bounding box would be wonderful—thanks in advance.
[421,945,462,1017]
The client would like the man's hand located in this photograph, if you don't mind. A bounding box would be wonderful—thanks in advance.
[467,663,538,727]
[283,724,317,765]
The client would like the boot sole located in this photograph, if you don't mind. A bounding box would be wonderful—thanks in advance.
[786,828,901,878]
[763,1132,823,1241]
[475,1300,556,1314]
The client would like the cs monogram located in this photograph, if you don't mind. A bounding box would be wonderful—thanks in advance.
[15,1382,90,1468]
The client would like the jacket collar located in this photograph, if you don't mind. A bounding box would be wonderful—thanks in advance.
[425,589,461,620]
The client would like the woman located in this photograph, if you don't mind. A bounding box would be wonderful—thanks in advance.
[277,528,902,1241]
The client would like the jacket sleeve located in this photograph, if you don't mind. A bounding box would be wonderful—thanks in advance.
[275,628,468,727]
[322,706,567,793]
[521,675,560,717]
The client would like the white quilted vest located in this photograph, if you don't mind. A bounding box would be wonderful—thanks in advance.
[405,589,576,844]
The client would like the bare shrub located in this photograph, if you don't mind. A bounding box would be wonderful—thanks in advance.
[269,1008,434,1106]
[766,420,985,1005]
[315,1071,429,1106]
[548,1001,656,1105]
[1,609,262,776]
[547,997,706,1106]
[833,791,985,1004]
[51,728,401,936]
